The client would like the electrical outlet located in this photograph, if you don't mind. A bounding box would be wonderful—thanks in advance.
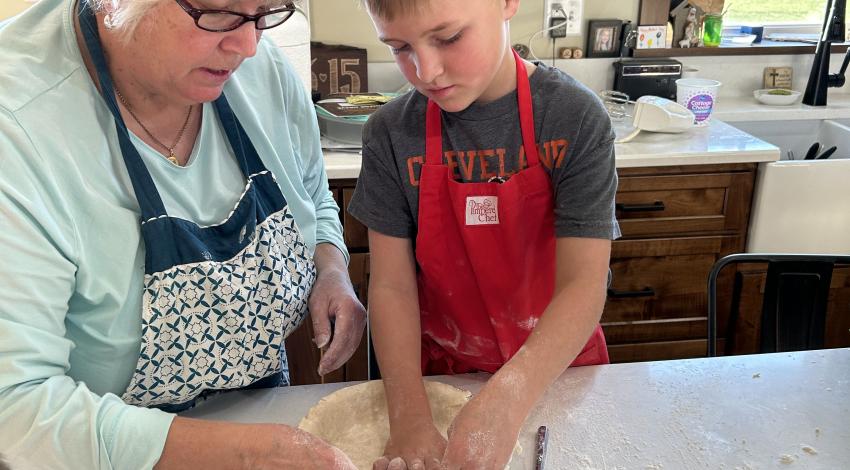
[549,16,567,38]
[544,0,583,36]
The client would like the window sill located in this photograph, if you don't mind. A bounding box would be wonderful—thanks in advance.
[632,41,850,58]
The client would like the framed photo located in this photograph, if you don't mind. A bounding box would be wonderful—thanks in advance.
[586,20,623,58]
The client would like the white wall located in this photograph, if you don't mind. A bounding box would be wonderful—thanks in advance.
[0,0,32,20]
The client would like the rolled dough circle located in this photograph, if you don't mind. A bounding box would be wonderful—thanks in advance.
[298,380,470,470]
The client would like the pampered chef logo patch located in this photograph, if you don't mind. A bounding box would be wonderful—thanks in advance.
[466,196,499,225]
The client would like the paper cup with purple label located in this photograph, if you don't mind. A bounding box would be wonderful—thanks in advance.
[676,78,722,126]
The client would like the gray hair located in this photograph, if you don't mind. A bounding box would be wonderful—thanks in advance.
[85,0,166,38]
[85,0,301,39]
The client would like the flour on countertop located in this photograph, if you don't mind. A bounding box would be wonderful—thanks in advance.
[779,454,796,464]
[801,444,818,455]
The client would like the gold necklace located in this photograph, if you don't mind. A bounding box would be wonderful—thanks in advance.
[115,88,194,165]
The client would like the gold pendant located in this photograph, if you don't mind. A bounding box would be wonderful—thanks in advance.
[168,151,179,165]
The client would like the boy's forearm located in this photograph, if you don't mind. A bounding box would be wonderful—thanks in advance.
[369,284,434,428]
[491,279,606,417]
[488,238,610,419]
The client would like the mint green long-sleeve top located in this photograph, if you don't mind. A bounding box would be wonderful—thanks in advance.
[0,0,345,468]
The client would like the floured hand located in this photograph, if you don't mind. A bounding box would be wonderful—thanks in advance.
[373,422,446,470]
[440,391,522,470]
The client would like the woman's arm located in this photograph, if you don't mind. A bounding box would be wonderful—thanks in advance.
[274,45,349,265]
[368,230,448,469]
[441,237,611,469]
[0,109,175,469]
[0,107,355,470]
[155,417,354,469]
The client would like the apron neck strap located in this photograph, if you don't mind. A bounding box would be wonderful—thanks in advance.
[514,49,539,167]
[425,49,539,167]
[77,0,167,220]
[76,0,268,220]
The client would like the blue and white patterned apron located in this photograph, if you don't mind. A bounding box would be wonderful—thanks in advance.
[79,1,316,411]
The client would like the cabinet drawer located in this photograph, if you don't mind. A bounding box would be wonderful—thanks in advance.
[603,236,743,346]
[602,317,705,344]
[607,339,724,363]
[615,171,754,238]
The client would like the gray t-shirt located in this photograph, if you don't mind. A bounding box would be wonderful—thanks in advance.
[348,63,621,240]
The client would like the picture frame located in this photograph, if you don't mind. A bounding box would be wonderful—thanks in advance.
[586,20,623,58]
[636,25,668,49]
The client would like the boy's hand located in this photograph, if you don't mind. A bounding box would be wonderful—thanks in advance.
[439,391,521,470]
[373,422,446,470]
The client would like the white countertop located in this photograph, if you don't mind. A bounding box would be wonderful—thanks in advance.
[714,94,850,123]
[613,119,778,168]
[322,119,780,179]
[182,348,850,469]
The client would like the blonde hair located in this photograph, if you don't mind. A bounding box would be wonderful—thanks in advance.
[361,0,430,20]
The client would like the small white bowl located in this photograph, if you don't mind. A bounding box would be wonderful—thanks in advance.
[723,33,757,45]
[753,89,802,106]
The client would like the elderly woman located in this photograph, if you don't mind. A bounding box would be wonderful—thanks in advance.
[0,0,364,468]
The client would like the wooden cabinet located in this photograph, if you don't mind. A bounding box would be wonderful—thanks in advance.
[285,179,371,385]
[603,163,756,363]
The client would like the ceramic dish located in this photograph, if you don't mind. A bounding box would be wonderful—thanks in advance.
[753,88,802,106]
[722,33,757,45]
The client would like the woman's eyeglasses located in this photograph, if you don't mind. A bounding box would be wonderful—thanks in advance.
[174,0,296,32]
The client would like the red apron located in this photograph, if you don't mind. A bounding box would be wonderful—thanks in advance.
[415,50,609,375]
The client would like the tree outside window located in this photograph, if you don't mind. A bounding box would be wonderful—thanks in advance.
[723,0,828,25]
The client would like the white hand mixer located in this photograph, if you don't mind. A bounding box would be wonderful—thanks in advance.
[600,91,696,143]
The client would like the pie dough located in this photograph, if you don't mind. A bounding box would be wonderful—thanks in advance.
[299,379,516,470]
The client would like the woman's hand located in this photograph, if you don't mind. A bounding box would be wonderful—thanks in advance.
[156,418,357,469]
[309,244,367,376]
[439,390,522,470]
[372,420,446,470]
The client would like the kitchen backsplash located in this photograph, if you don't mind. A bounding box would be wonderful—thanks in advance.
[366,53,850,99]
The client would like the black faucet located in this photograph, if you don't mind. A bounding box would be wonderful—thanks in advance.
[803,0,848,106]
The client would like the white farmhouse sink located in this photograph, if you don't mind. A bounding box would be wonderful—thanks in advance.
[730,119,850,161]
[728,119,850,254]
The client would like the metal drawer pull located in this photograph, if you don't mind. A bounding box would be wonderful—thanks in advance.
[607,287,656,298]
[616,201,666,212]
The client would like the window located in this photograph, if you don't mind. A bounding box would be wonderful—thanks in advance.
[724,0,828,26]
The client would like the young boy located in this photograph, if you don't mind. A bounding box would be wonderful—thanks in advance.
[348,0,620,468]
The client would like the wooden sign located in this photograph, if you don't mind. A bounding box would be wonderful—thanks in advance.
[310,42,368,99]
[763,67,793,89]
